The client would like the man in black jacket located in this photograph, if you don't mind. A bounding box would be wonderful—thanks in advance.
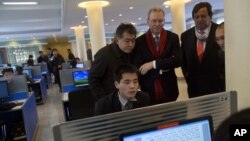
[89,23,137,101]
[181,2,222,98]
[95,64,149,115]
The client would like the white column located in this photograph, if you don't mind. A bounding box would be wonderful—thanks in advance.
[169,0,186,37]
[225,0,250,110]
[72,26,87,61]
[165,0,187,78]
[79,1,109,59]
[70,41,79,58]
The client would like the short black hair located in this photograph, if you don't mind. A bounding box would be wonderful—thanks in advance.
[15,66,23,75]
[192,2,213,19]
[115,23,137,38]
[2,68,14,75]
[114,64,139,82]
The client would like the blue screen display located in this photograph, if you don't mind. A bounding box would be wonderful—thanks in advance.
[0,81,9,99]
[23,69,32,79]
[72,70,89,87]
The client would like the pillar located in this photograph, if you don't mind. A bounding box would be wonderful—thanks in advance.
[71,25,87,61]
[225,0,250,110]
[78,1,109,59]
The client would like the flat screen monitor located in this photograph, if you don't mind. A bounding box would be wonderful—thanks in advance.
[76,63,84,68]
[0,80,9,101]
[23,69,32,79]
[72,70,89,87]
[120,116,214,141]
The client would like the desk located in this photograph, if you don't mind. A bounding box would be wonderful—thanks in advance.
[0,94,38,141]
[42,71,51,88]
[62,92,71,121]
[27,78,47,104]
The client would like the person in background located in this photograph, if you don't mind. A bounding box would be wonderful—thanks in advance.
[27,55,34,66]
[15,66,34,83]
[134,7,181,104]
[70,58,77,68]
[95,64,150,115]
[2,68,14,81]
[37,51,49,63]
[215,22,225,91]
[51,49,65,91]
[67,49,75,61]
[181,2,222,98]
[89,23,137,101]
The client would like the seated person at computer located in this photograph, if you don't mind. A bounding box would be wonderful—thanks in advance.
[2,68,14,81]
[95,64,150,115]
[15,66,34,83]
[70,58,77,68]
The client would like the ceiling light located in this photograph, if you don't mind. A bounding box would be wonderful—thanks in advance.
[78,1,109,8]
[2,2,38,5]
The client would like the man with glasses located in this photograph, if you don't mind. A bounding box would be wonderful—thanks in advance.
[89,23,137,101]
[181,2,222,98]
[134,7,181,104]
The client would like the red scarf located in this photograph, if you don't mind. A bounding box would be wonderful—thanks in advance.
[146,30,168,103]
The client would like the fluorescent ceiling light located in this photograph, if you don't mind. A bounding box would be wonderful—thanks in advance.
[2,2,38,5]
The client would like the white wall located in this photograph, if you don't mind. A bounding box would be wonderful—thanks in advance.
[225,0,250,110]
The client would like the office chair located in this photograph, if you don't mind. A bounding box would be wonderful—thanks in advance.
[68,88,95,120]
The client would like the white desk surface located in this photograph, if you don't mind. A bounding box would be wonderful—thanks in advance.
[62,92,69,102]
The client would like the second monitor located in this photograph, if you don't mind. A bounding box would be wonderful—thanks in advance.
[72,70,89,87]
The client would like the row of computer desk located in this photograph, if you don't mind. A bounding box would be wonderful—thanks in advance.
[0,70,50,141]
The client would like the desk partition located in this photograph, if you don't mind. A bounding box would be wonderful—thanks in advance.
[53,91,237,141]
[59,68,89,92]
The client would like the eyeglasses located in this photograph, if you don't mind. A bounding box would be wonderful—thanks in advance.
[149,19,165,25]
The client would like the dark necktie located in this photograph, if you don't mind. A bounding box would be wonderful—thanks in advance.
[154,35,160,51]
[124,101,133,110]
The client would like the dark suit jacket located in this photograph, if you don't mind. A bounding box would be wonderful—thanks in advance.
[181,22,222,98]
[95,91,150,115]
[134,30,181,104]
[89,43,134,101]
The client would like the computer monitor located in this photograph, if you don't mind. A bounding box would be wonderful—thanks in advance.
[72,70,89,87]
[23,69,33,79]
[120,116,214,141]
[0,80,9,102]
[76,63,84,68]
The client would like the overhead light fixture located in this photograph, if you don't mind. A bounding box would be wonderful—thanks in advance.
[2,2,38,5]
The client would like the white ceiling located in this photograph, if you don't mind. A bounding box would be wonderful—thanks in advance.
[0,0,224,42]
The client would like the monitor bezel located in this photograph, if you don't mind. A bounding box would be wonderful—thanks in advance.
[72,70,89,87]
[119,116,214,141]
[0,80,9,102]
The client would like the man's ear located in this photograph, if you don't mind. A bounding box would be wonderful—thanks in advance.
[114,81,119,89]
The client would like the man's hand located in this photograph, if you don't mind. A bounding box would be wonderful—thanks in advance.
[139,61,154,75]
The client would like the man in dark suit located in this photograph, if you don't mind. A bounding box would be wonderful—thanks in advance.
[134,7,181,104]
[89,23,137,101]
[181,2,222,98]
[95,64,150,115]
[215,22,225,91]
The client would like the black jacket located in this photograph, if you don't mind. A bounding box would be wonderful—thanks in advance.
[95,91,150,115]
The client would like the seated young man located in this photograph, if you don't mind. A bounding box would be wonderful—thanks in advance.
[95,64,150,115]
[2,68,14,80]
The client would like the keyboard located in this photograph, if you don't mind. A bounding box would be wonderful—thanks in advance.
[0,102,17,111]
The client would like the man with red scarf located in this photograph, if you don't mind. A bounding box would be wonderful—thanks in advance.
[134,7,181,104]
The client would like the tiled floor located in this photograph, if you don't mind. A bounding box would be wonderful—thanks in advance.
[34,79,188,141]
